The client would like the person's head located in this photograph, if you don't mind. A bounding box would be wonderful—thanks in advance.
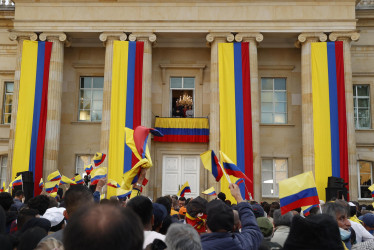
[48,196,58,208]
[127,196,153,230]
[256,217,273,238]
[252,203,265,218]
[322,202,351,230]
[35,238,64,250]
[217,192,226,202]
[273,209,293,228]
[361,213,374,232]
[64,184,94,219]
[15,190,25,200]
[179,207,187,220]
[153,203,167,232]
[17,208,39,231]
[0,192,13,211]
[28,195,50,216]
[18,227,48,250]
[178,197,186,208]
[41,207,66,232]
[64,204,143,250]
[185,196,208,234]
[348,203,357,218]
[206,200,233,233]
[156,196,172,215]
[165,224,202,250]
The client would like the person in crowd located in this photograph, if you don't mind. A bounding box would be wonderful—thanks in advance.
[178,197,186,208]
[361,213,374,234]
[257,216,282,250]
[251,203,265,218]
[15,208,40,233]
[185,196,208,234]
[155,196,177,235]
[28,195,50,216]
[63,204,143,250]
[0,205,13,250]
[261,202,270,218]
[179,206,187,221]
[20,218,51,234]
[18,227,48,250]
[271,209,293,247]
[35,238,64,250]
[346,202,373,243]
[153,203,167,233]
[0,192,17,233]
[217,192,226,203]
[170,197,179,216]
[232,209,241,233]
[200,183,262,250]
[47,196,58,208]
[41,207,66,233]
[283,214,345,249]
[127,195,166,249]
[186,106,193,118]
[165,223,202,250]
[11,190,25,211]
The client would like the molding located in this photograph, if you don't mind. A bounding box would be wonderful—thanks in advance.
[329,32,360,41]
[353,72,374,77]
[99,32,127,46]
[356,143,374,147]
[235,32,263,43]
[72,63,104,69]
[9,31,37,42]
[128,32,157,43]
[0,70,14,75]
[258,65,295,71]
[39,32,67,42]
[206,32,235,44]
[260,124,296,127]
[159,64,206,86]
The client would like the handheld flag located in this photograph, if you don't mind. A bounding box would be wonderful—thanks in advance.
[220,151,252,184]
[235,178,244,185]
[39,178,44,189]
[177,182,191,197]
[107,179,120,189]
[47,171,61,182]
[279,171,319,215]
[202,187,216,196]
[117,188,132,199]
[368,184,374,197]
[200,150,223,182]
[60,175,76,185]
[93,152,106,166]
[90,167,107,185]
[11,175,23,188]
[302,204,319,217]
[45,181,59,193]
[50,192,58,198]
[84,164,93,175]
[0,182,4,192]
[71,175,84,185]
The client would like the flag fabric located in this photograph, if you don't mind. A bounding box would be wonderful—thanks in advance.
[302,204,319,217]
[0,182,4,192]
[11,41,53,196]
[200,150,223,182]
[50,192,58,198]
[202,187,216,196]
[93,153,106,167]
[45,181,59,193]
[177,182,191,197]
[368,184,374,197]
[39,178,44,189]
[117,188,132,199]
[90,167,107,185]
[279,171,320,215]
[59,175,76,185]
[11,175,23,188]
[311,42,348,201]
[107,179,120,188]
[71,175,84,185]
[47,171,61,182]
[235,178,244,186]
[107,41,144,198]
[84,164,93,175]
[220,151,252,184]
[219,42,253,201]
[154,118,209,143]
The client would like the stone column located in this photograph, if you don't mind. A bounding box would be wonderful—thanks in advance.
[99,32,127,167]
[235,33,263,201]
[296,33,327,174]
[205,33,234,196]
[39,32,68,177]
[7,32,37,181]
[329,32,360,200]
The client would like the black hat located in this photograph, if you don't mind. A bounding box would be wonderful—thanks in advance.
[283,214,344,250]
[206,200,233,232]
[252,203,265,218]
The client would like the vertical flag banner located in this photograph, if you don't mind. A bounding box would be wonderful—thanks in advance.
[11,40,53,196]
[219,42,253,201]
[311,42,348,201]
[108,41,144,198]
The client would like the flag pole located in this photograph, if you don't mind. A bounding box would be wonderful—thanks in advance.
[219,161,232,184]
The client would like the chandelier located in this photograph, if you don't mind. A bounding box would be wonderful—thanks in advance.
[176,94,193,106]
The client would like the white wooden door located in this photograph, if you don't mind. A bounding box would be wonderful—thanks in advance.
[162,155,200,198]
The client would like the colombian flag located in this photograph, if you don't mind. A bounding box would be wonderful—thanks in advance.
[11,175,23,188]
[71,175,84,185]
[302,204,319,217]
[219,42,253,201]
[311,42,349,201]
[39,178,44,189]
[368,184,374,197]
[91,167,107,185]
[177,182,191,197]
[45,181,59,193]
[279,171,319,215]
[107,179,120,188]
[93,153,106,167]
[0,182,4,192]
[59,175,76,185]
[200,150,223,182]
[84,164,93,175]
[220,151,252,184]
[48,171,61,182]
[11,41,52,196]
[235,178,244,186]
[202,187,216,196]
[117,188,132,199]
[107,41,144,198]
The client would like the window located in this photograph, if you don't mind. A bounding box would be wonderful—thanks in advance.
[261,78,287,124]
[353,85,370,129]
[358,161,373,199]
[261,158,288,197]
[170,77,195,118]
[0,156,7,186]
[2,82,13,124]
[78,77,104,122]
[75,155,94,177]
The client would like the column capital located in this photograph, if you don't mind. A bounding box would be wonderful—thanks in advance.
[235,33,263,43]
[329,32,360,42]
[295,32,327,48]
[128,32,157,43]
[99,32,127,43]
[9,31,37,42]
[206,32,235,44]
[39,32,67,42]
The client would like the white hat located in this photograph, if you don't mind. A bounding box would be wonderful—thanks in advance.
[41,207,66,227]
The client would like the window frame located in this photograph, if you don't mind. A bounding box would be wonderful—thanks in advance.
[169,76,195,118]
[0,155,8,186]
[357,160,373,200]
[78,76,104,122]
[261,158,288,198]
[2,81,13,125]
[353,84,371,129]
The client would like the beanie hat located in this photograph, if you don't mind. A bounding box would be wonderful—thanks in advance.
[179,206,187,216]
[256,217,273,237]
[252,203,265,218]
[283,214,344,250]
[362,213,374,228]
[206,200,233,232]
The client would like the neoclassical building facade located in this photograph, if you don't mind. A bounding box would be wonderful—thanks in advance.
[0,0,373,202]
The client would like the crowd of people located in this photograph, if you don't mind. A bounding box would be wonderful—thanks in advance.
[1,180,374,250]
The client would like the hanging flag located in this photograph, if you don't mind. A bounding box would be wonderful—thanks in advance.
[200,150,223,182]
[311,41,348,201]
[107,179,120,188]
[48,170,61,182]
[39,178,44,189]
[368,184,374,197]
[107,41,144,198]
[117,188,132,199]
[11,175,23,189]
[90,167,107,185]
[220,151,252,184]
[302,204,319,217]
[59,175,76,185]
[84,164,93,175]
[177,182,191,197]
[0,182,4,192]
[279,171,320,215]
[219,42,254,202]
[71,175,84,185]
[11,41,53,196]
[202,187,217,196]
[235,178,244,186]
[45,181,59,193]
[93,153,106,167]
